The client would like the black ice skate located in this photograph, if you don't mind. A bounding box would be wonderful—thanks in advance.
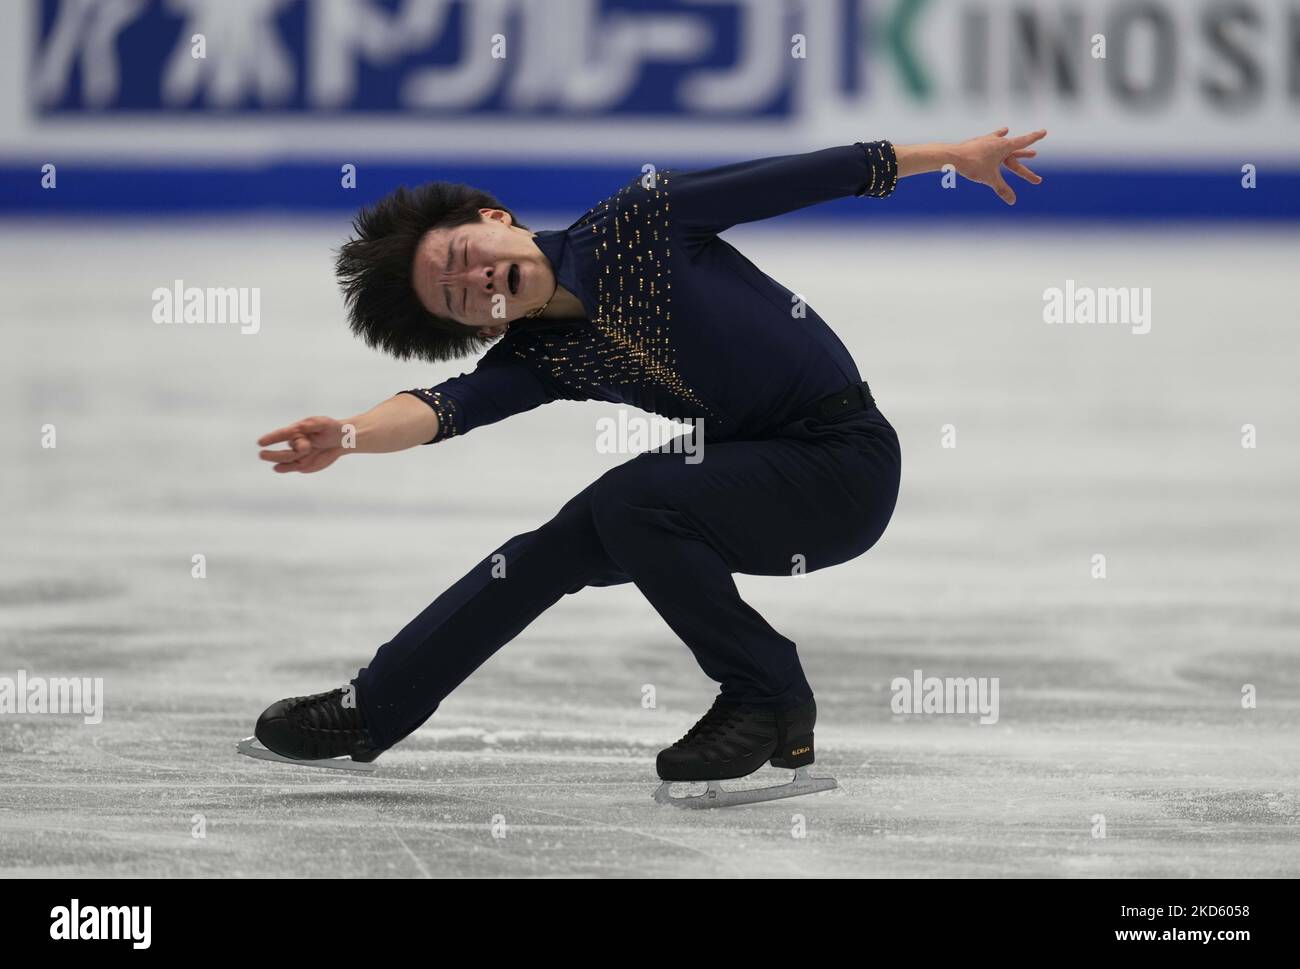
[653,696,837,808]
[237,688,382,774]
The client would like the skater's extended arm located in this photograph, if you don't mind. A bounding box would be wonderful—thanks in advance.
[666,142,897,240]
[396,348,558,444]
[668,127,1046,238]
[257,394,439,473]
[257,345,560,471]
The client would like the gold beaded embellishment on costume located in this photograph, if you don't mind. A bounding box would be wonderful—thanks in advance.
[511,173,712,419]
[406,389,460,440]
[859,140,899,198]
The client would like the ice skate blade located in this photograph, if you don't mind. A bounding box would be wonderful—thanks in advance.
[653,766,836,809]
[236,737,378,774]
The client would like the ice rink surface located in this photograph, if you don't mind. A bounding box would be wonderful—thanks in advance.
[1,220,1297,877]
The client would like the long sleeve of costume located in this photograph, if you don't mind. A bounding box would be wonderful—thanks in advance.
[667,140,897,241]
[400,342,559,444]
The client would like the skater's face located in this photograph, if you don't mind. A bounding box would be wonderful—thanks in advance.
[412,210,556,336]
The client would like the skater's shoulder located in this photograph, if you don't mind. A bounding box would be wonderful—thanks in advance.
[576,172,674,232]
[485,317,590,362]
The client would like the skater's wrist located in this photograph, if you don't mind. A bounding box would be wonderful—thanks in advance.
[342,395,440,453]
[340,415,397,454]
[894,142,958,179]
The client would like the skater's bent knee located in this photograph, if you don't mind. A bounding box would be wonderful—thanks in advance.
[588,469,656,534]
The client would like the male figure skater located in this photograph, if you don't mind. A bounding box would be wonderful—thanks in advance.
[247,128,1046,806]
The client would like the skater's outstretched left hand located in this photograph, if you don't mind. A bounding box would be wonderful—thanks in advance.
[895,128,1047,206]
[949,127,1046,205]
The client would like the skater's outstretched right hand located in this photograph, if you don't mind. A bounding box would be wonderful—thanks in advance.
[258,416,348,473]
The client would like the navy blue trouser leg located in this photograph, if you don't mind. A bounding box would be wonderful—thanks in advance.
[355,414,900,749]
[353,482,618,749]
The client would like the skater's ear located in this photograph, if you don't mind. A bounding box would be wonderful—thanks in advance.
[479,208,514,227]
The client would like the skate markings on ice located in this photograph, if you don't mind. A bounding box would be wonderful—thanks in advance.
[654,767,837,809]
[236,737,378,774]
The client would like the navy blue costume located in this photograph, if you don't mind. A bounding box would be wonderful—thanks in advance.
[354,142,903,750]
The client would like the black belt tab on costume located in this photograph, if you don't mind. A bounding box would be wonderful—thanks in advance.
[814,380,874,420]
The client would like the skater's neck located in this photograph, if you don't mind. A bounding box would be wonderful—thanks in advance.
[533,283,585,321]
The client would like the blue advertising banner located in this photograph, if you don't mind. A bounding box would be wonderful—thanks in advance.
[33,0,859,116]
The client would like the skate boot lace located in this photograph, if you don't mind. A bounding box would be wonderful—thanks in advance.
[288,689,366,739]
[676,700,746,747]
